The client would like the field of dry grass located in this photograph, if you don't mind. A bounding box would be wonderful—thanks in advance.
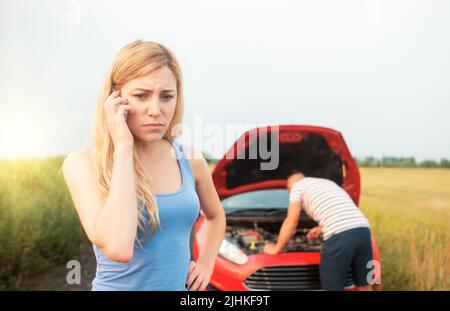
[1,159,448,290]
[359,168,450,290]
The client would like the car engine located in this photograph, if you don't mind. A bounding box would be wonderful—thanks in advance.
[225,224,323,254]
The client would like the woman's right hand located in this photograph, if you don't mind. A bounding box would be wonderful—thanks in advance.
[104,89,134,148]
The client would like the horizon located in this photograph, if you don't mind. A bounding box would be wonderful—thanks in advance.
[1,0,449,161]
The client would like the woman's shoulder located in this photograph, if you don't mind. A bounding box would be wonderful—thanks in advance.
[63,148,95,175]
[176,143,209,180]
[176,143,199,158]
[65,148,93,162]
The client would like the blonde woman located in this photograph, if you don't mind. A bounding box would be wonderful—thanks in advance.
[62,40,226,291]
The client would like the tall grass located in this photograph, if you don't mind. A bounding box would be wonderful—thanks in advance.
[0,160,449,290]
[360,168,450,290]
[0,157,86,290]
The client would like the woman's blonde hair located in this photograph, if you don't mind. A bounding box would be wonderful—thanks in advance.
[91,40,184,242]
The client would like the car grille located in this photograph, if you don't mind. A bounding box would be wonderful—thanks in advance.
[243,265,354,290]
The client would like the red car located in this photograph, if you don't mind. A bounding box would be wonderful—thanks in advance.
[192,125,382,291]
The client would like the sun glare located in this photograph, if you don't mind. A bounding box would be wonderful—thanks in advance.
[0,115,49,159]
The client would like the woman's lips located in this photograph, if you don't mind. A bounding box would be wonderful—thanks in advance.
[142,123,164,130]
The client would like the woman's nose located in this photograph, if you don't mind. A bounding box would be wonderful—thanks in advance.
[146,99,162,116]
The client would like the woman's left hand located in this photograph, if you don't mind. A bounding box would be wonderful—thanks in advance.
[186,261,213,291]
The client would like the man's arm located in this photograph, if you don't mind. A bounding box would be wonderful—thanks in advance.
[272,201,302,253]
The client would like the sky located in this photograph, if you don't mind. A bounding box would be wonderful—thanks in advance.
[1,0,449,161]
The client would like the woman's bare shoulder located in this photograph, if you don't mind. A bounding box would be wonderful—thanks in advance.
[63,148,95,175]
[180,144,210,180]
[180,144,203,161]
[62,148,105,203]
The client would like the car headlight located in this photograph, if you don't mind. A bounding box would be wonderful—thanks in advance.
[219,239,248,265]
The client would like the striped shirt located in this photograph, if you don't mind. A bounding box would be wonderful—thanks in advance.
[289,177,369,240]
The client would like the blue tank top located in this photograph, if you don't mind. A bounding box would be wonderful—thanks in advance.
[91,140,201,291]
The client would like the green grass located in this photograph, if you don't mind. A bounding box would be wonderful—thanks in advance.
[0,159,449,290]
[359,168,450,290]
[0,157,86,290]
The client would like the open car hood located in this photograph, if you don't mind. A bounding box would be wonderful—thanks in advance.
[212,125,361,205]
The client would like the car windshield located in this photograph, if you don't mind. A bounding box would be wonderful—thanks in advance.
[221,189,289,210]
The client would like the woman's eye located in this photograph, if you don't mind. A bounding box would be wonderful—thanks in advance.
[162,95,174,101]
[134,94,147,101]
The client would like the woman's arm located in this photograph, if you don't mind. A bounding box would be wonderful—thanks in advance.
[184,145,226,291]
[62,144,138,262]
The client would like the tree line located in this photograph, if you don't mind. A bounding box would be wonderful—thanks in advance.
[202,152,450,168]
[354,156,450,168]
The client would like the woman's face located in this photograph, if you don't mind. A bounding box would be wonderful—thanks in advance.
[120,66,178,143]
